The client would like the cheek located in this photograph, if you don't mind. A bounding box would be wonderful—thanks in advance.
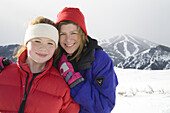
[27,48,34,59]
[59,39,64,47]
[27,42,37,51]
[26,43,38,57]
[76,38,81,46]
[48,47,56,55]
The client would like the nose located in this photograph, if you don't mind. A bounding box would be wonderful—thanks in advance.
[65,34,72,41]
[39,43,47,50]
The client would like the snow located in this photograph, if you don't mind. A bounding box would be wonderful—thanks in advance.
[111,67,170,113]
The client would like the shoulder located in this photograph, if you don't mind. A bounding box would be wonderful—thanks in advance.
[91,49,114,72]
[1,63,18,73]
[0,63,20,82]
[48,66,69,87]
[48,66,65,81]
[94,49,112,64]
[49,66,60,76]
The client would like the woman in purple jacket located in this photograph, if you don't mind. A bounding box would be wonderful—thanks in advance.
[0,7,118,113]
[54,7,118,113]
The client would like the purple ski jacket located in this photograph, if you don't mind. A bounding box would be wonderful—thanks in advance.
[67,36,118,113]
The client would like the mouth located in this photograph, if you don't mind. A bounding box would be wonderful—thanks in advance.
[36,53,47,57]
[65,43,74,47]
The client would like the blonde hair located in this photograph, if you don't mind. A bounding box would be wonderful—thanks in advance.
[54,21,89,66]
[13,16,57,58]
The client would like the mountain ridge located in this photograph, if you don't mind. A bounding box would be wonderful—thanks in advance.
[0,34,169,70]
[98,34,170,70]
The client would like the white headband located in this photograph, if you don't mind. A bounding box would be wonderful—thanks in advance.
[24,23,59,46]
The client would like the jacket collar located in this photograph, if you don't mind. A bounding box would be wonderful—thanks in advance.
[70,36,102,71]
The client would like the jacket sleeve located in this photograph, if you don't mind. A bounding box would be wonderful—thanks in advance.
[60,88,80,113]
[70,50,118,113]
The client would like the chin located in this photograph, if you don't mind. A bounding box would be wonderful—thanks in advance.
[35,58,50,64]
[35,60,47,64]
[65,50,74,55]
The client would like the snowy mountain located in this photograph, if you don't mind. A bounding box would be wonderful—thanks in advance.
[0,34,170,70]
[117,45,170,70]
[98,34,170,70]
[99,34,157,58]
[0,44,19,62]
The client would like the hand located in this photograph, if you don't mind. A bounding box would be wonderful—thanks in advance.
[58,54,74,77]
[0,57,13,73]
[58,54,84,88]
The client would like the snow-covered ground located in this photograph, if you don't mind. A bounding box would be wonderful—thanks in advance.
[112,67,170,113]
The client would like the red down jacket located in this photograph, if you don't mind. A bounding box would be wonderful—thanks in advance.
[0,50,79,113]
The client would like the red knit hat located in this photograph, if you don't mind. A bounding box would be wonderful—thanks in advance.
[56,7,87,36]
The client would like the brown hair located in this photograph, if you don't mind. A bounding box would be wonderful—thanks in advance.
[13,16,58,58]
[53,20,89,66]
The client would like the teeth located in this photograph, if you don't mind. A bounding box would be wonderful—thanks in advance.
[66,44,73,47]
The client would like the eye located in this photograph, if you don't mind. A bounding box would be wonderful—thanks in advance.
[48,42,54,45]
[34,40,41,43]
[60,33,65,36]
[71,32,78,35]
[47,40,55,46]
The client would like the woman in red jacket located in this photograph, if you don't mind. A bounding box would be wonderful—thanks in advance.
[0,17,79,113]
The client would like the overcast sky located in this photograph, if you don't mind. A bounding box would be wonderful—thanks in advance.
[0,0,170,47]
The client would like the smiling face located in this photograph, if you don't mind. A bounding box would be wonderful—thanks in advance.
[59,23,81,55]
[26,37,56,64]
